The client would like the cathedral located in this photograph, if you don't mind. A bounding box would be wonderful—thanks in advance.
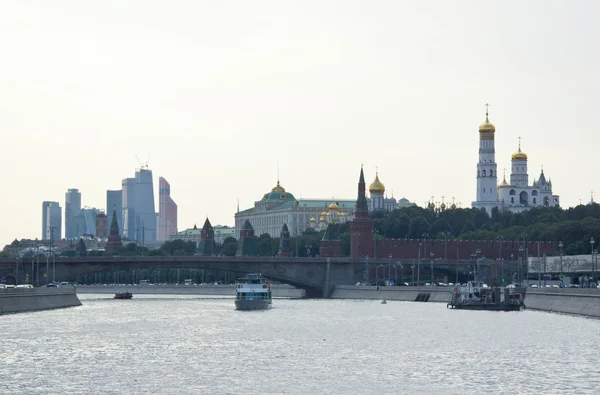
[472,106,560,215]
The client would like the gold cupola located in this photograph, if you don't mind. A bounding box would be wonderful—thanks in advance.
[320,211,328,217]
[328,201,340,211]
[271,180,285,193]
[479,104,495,134]
[369,173,385,194]
[310,217,316,223]
[511,140,528,161]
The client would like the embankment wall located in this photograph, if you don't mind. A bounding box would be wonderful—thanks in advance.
[332,285,600,318]
[76,284,305,298]
[525,288,600,318]
[331,285,451,302]
[0,287,82,315]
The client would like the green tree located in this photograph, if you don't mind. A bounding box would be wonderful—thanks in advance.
[408,216,431,238]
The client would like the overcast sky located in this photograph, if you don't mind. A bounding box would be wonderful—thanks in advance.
[1,0,599,246]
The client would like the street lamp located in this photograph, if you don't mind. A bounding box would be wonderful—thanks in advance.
[443,231,450,260]
[388,254,392,284]
[475,248,481,283]
[417,243,422,286]
[518,247,524,285]
[559,241,564,275]
[430,252,434,285]
[591,237,595,287]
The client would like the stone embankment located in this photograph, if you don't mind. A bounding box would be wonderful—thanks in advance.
[0,287,82,315]
[525,288,600,318]
[331,285,600,318]
[76,284,306,298]
[331,285,451,302]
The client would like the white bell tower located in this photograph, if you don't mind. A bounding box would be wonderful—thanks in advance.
[473,104,499,214]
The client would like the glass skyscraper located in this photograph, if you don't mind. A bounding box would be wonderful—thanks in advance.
[158,177,177,242]
[121,168,157,244]
[42,201,62,243]
[65,188,81,238]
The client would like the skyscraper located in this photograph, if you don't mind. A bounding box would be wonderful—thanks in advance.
[121,167,157,243]
[121,177,136,240]
[106,190,123,236]
[42,201,62,243]
[65,188,81,238]
[158,177,177,242]
[135,168,157,243]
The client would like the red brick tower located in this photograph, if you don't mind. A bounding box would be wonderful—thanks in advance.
[350,166,374,259]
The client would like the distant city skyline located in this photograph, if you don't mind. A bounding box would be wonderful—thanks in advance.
[2,1,599,246]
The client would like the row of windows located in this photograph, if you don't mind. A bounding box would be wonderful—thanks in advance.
[479,170,494,177]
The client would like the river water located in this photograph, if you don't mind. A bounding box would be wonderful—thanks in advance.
[1,295,600,395]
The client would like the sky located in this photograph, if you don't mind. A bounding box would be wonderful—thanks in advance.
[1,0,599,246]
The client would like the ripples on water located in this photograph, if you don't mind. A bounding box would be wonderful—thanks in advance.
[1,295,600,395]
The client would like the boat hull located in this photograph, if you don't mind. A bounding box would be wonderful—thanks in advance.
[235,299,271,311]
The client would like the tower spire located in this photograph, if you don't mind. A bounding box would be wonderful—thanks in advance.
[484,103,490,121]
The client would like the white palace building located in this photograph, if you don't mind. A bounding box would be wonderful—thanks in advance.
[472,106,560,215]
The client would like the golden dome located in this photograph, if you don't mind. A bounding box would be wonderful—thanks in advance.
[479,120,495,133]
[369,174,385,194]
[450,203,457,210]
[310,217,316,223]
[499,177,509,187]
[338,212,346,217]
[271,180,285,193]
[320,211,328,217]
[328,202,339,211]
[319,216,325,222]
[479,106,495,134]
[512,147,528,161]
[440,202,446,210]
[325,212,331,216]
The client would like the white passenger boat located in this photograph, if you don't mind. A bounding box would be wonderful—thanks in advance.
[235,274,272,311]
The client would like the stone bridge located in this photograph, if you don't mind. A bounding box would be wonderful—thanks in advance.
[0,256,523,297]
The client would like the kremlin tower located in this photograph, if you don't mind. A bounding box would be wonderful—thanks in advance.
[349,166,374,259]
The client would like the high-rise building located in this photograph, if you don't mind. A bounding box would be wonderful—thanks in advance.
[158,177,177,242]
[135,168,157,243]
[77,207,100,236]
[95,211,107,238]
[42,201,62,243]
[65,188,81,238]
[106,190,123,236]
[121,167,157,243]
[122,177,136,240]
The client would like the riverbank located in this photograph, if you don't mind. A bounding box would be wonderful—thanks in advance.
[76,284,306,298]
[331,285,451,302]
[331,285,600,318]
[0,287,82,315]
[525,288,600,317]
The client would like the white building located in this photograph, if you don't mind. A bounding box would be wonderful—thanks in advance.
[472,107,560,215]
[169,224,236,247]
[235,180,354,238]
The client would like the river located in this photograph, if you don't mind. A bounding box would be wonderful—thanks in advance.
[1,295,599,394]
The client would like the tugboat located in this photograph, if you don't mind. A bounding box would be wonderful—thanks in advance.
[447,281,524,311]
[235,274,272,311]
[114,292,133,299]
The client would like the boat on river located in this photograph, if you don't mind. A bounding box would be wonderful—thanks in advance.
[235,274,272,311]
[114,292,133,299]
[447,282,524,311]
